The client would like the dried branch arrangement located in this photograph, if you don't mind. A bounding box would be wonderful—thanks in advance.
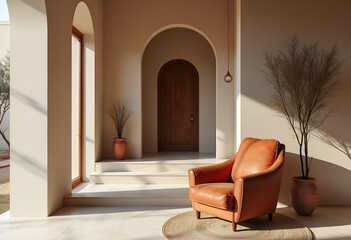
[108,102,132,139]
[264,36,342,179]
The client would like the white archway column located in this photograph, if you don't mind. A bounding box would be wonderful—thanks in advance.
[8,0,49,217]
[8,0,104,217]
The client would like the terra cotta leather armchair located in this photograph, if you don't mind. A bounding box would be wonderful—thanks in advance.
[188,137,285,231]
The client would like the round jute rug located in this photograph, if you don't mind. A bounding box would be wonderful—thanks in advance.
[162,211,313,240]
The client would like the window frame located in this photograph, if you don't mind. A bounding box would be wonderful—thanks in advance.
[72,26,84,189]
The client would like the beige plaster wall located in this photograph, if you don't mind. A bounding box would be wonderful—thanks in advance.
[8,0,48,217]
[8,0,103,216]
[241,0,351,205]
[83,33,98,182]
[142,28,216,153]
[103,0,236,159]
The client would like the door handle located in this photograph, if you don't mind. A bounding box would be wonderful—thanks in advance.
[190,115,194,122]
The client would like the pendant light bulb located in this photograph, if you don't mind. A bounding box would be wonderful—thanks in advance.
[224,71,233,83]
[224,0,233,83]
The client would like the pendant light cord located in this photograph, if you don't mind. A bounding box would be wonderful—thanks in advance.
[224,0,233,83]
[227,0,230,71]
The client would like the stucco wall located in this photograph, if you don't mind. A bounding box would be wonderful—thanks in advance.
[8,0,104,216]
[142,28,216,153]
[241,0,351,205]
[8,0,48,217]
[103,0,236,159]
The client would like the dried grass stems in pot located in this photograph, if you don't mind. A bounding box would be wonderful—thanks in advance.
[108,102,133,139]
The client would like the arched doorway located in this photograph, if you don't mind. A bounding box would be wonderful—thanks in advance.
[158,59,199,151]
[142,27,216,154]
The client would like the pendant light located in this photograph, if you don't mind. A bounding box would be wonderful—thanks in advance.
[224,0,233,83]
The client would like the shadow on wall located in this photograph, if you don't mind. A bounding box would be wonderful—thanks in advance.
[316,124,351,161]
[243,69,351,151]
[11,148,47,178]
[9,89,47,177]
[11,88,47,115]
[279,152,351,206]
[241,35,351,205]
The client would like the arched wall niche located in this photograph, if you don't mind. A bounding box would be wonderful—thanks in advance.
[142,27,216,154]
[73,2,94,35]
[142,24,218,61]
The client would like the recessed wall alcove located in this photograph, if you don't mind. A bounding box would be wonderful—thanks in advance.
[142,27,216,154]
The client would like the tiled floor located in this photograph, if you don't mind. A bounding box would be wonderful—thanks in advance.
[0,206,351,240]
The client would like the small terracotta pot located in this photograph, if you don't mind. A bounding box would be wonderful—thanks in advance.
[112,138,127,160]
[290,176,318,216]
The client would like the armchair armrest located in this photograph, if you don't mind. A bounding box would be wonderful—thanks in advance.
[234,145,285,222]
[188,155,235,187]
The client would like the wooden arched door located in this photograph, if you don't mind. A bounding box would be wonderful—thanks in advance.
[158,59,199,151]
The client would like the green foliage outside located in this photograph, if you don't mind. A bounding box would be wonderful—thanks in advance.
[0,52,10,148]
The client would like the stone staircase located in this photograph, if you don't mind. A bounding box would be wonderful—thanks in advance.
[64,153,223,207]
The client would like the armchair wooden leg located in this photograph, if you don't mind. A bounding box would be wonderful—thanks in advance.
[268,213,273,221]
[232,221,236,232]
[196,211,201,219]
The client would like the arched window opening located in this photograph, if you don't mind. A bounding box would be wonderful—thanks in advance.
[72,2,95,189]
[71,26,83,188]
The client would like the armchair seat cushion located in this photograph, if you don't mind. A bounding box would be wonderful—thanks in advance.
[189,183,234,210]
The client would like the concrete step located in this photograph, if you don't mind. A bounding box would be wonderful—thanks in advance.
[95,159,221,172]
[90,171,189,184]
[64,183,191,207]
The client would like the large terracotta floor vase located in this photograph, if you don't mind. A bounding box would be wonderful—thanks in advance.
[290,177,318,216]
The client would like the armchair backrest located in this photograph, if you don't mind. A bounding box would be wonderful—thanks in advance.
[231,138,280,181]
